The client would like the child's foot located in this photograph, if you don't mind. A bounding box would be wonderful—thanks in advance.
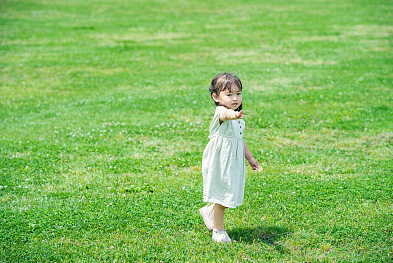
[199,205,214,231]
[212,229,232,243]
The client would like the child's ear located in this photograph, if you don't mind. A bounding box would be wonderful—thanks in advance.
[212,93,219,103]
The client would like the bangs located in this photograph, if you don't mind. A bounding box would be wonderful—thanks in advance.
[215,73,242,94]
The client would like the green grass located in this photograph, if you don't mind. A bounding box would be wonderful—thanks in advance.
[1,0,393,261]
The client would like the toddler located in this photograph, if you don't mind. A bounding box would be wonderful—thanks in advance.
[200,73,262,243]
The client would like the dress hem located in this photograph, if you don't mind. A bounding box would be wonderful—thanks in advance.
[203,197,243,209]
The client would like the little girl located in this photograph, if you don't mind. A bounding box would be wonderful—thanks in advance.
[200,73,262,243]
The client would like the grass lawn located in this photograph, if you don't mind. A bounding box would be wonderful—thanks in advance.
[1,0,393,261]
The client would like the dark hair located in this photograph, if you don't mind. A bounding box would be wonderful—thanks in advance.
[209,73,242,111]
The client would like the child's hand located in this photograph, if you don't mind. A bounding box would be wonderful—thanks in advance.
[228,110,243,120]
[220,110,244,123]
[247,158,262,171]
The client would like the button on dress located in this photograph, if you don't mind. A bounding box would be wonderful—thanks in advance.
[202,106,246,208]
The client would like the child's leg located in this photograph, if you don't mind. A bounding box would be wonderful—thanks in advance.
[212,203,227,231]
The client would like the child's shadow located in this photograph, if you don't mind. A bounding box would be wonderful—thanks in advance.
[228,226,290,253]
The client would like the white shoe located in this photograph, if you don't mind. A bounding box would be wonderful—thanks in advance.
[199,205,214,231]
[212,229,232,243]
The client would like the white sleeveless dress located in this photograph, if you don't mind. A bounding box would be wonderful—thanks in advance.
[202,106,246,208]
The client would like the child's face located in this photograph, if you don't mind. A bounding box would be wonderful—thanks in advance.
[212,85,242,110]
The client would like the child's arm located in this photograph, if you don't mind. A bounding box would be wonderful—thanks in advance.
[219,109,243,123]
[244,141,262,171]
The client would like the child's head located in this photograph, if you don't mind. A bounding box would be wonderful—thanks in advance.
[209,73,243,111]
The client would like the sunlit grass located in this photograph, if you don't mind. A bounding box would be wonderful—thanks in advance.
[1,0,393,262]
